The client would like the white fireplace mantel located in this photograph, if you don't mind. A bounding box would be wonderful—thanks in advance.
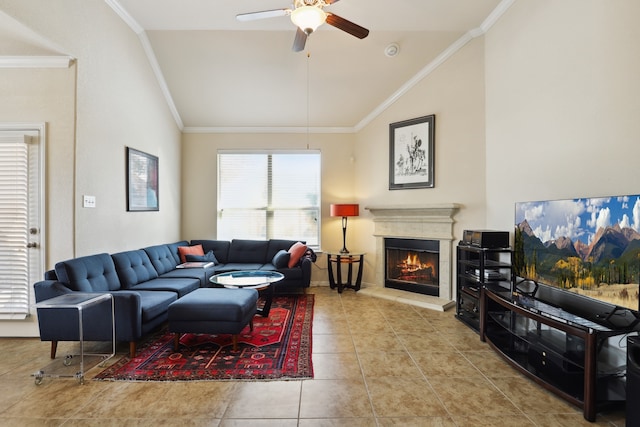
[364,203,461,310]
[366,203,460,219]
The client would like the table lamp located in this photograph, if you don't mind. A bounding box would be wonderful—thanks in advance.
[330,203,359,253]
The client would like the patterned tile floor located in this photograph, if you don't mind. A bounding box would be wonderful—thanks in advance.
[0,286,627,426]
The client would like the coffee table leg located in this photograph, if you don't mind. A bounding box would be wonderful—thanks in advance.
[258,285,274,317]
[173,333,181,351]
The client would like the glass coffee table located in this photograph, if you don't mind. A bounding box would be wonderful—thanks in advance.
[209,270,284,317]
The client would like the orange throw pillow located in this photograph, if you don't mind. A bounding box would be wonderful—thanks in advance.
[178,244,204,263]
[288,241,307,268]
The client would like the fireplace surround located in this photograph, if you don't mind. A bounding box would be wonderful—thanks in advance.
[366,204,460,306]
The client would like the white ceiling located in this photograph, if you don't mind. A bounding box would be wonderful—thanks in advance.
[113,0,508,130]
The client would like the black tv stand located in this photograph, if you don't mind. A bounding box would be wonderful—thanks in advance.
[481,287,633,422]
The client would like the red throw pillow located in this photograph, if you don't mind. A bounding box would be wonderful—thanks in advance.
[288,241,307,268]
[178,244,204,263]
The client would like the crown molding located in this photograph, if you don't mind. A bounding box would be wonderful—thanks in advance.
[0,55,74,68]
[106,0,184,130]
[354,0,515,132]
[105,0,143,34]
[108,0,515,135]
[137,32,184,130]
[353,31,474,132]
[480,0,516,33]
[182,126,355,134]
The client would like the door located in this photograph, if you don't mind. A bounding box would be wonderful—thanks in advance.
[0,126,44,319]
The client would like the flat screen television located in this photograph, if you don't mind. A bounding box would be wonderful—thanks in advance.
[515,194,640,314]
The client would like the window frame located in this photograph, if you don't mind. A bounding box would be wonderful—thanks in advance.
[217,149,321,248]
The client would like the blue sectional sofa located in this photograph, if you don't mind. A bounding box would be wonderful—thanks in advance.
[34,239,313,358]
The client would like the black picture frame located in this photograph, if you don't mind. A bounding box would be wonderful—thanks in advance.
[389,114,435,190]
[126,147,159,211]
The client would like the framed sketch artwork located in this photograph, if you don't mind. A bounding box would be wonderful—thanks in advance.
[126,147,159,211]
[389,114,435,190]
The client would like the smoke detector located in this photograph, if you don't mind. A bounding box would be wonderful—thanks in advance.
[384,43,400,57]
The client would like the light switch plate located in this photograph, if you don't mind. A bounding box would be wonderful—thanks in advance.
[83,195,96,208]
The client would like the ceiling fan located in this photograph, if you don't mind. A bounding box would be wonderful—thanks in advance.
[236,0,369,52]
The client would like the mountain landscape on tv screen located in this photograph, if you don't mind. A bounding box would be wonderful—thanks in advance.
[515,196,640,310]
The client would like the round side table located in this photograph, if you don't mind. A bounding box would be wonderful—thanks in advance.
[326,252,365,293]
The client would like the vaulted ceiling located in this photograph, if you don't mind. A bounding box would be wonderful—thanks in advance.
[4,0,510,131]
[112,0,513,131]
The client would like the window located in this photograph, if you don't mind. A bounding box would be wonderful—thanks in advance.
[217,151,321,247]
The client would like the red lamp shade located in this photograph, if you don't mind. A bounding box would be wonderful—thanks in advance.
[330,204,359,253]
[330,204,359,217]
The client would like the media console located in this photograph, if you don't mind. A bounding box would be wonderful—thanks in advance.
[481,286,634,422]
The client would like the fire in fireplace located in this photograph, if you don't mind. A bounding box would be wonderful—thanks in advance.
[385,238,439,296]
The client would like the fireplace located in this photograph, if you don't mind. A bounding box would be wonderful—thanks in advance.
[385,238,439,296]
[366,204,460,305]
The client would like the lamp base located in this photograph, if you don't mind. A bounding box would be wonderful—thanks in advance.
[340,218,350,255]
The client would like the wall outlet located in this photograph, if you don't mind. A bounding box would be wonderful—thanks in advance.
[83,195,96,208]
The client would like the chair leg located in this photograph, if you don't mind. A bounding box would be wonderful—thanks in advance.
[50,341,58,359]
[232,335,238,351]
[129,341,136,358]
[249,319,254,332]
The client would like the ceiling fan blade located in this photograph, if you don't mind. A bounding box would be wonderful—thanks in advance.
[236,9,290,22]
[326,13,369,39]
[292,27,307,52]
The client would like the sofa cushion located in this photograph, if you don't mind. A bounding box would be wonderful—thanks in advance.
[266,239,301,263]
[169,288,258,323]
[272,250,290,269]
[44,269,58,280]
[129,277,199,298]
[185,250,218,264]
[112,250,160,289]
[190,240,231,264]
[168,241,190,264]
[143,244,179,275]
[263,266,303,279]
[178,244,204,263]
[228,239,269,264]
[213,263,265,273]
[54,253,122,292]
[158,268,215,287]
[135,290,178,323]
[288,242,307,268]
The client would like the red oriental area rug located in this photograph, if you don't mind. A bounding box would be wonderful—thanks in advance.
[95,294,314,381]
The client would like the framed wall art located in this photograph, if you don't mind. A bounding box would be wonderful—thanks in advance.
[389,114,435,190]
[126,147,159,211]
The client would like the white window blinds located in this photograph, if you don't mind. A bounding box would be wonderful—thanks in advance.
[217,151,321,247]
[0,136,30,318]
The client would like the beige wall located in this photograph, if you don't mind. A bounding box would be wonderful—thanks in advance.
[0,0,183,336]
[0,0,183,258]
[0,67,76,267]
[182,37,488,289]
[353,37,488,286]
[181,132,357,284]
[484,0,640,230]
[0,67,76,336]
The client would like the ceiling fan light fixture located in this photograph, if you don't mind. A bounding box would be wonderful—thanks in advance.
[291,6,327,35]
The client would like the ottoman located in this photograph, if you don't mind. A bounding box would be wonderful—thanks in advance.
[168,288,259,351]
